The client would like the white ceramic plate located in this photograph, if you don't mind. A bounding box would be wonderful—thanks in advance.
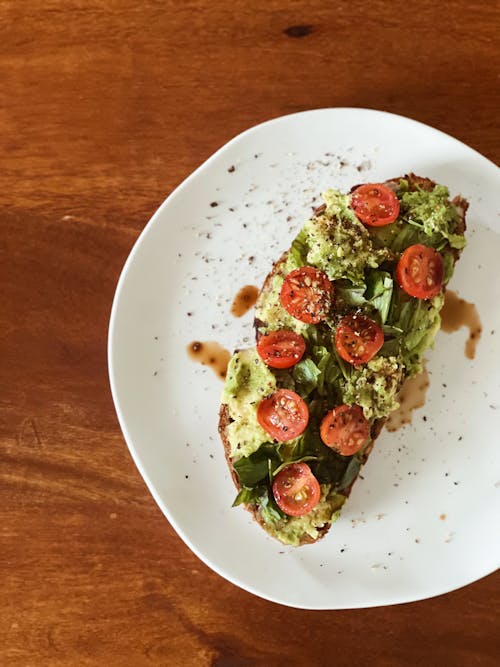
[108,108,500,609]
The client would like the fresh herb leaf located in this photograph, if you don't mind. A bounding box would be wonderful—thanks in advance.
[292,358,322,397]
[442,250,454,285]
[291,427,351,486]
[260,490,287,523]
[233,443,278,486]
[379,338,401,357]
[273,368,296,391]
[382,324,403,337]
[333,348,354,381]
[289,229,308,267]
[313,451,350,486]
[339,456,361,490]
[267,456,280,485]
[336,281,366,307]
[389,223,422,253]
[272,456,319,477]
[232,485,266,507]
[365,270,394,324]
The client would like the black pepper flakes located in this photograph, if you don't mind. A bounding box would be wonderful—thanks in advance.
[210,201,218,208]
[228,165,235,173]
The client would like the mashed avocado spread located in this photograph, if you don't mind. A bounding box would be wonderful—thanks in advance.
[221,178,466,546]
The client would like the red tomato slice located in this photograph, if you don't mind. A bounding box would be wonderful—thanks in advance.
[280,266,333,324]
[257,389,309,442]
[256,330,306,369]
[320,404,370,456]
[335,314,384,366]
[272,462,321,517]
[396,244,444,299]
[351,183,400,227]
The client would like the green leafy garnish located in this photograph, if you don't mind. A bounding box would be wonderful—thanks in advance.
[365,270,394,324]
[339,457,362,490]
[232,485,266,507]
[233,443,278,486]
[292,358,322,398]
[335,281,366,306]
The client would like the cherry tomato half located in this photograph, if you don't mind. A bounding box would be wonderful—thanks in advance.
[320,404,370,456]
[335,314,384,366]
[257,389,309,442]
[256,330,306,369]
[395,244,444,299]
[351,183,400,227]
[280,266,334,324]
[272,462,321,517]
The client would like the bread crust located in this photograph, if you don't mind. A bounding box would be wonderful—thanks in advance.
[219,175,467,545]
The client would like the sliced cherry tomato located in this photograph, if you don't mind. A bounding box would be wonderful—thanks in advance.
[280,266,333,324]
[272,462,321,517]
[257,389,309,442]
[320,404,370,456]
[256,330,306,369]
[351,183,400,227]
[396,244,444,299]
[335,314,384,366]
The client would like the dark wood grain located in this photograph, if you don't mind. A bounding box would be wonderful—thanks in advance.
[1,1,499,665]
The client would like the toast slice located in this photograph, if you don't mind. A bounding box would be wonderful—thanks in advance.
[219,174,467,546]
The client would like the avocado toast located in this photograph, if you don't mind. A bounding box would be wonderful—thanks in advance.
[219,174,468,546]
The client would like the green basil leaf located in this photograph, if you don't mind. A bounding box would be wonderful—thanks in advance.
[389,223,422,253]
[289,228,309,267]
[442,250,454,285]
[260,490,287,523]
[333,348,354,381]
[382,324,403,337]
[232,485,266,507]
[233,443,278,486]
[312,451,350,486]
[379,338,401,357]
[273,368,296,391]
[291,427,324,459]
[272,456,319,478]
[365,271,394,324]
[336,282,367,307]
[339,456,362,490]
[292,358,321,397]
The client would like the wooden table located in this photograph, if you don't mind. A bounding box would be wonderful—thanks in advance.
[2,2,499,665]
